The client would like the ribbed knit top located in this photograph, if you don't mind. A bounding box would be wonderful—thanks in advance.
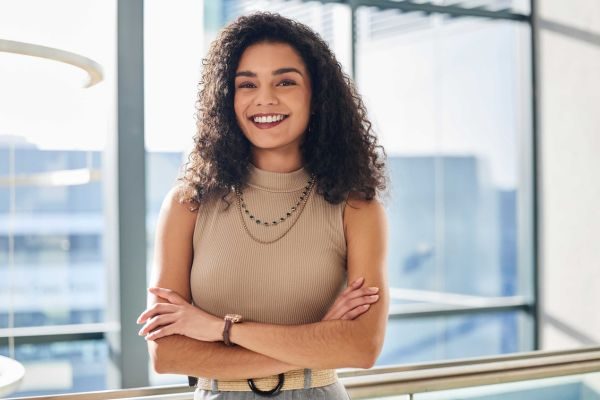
[190,163,348,325]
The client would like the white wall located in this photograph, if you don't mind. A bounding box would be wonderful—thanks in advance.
[538,0,600,348]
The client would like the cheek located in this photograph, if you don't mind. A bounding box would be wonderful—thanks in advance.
[288,91,311,113]
[233,95,247,123]
[293,96,312,122]
[299,90,312,116]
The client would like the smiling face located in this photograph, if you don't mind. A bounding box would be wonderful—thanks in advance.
[234,41,312,165]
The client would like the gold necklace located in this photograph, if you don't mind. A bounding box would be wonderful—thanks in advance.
[234,174,316,244]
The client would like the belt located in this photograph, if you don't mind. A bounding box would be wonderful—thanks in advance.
[194,368,338,394]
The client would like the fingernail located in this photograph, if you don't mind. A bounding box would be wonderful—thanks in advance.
[353,277,364,286]
[368,287,379,292]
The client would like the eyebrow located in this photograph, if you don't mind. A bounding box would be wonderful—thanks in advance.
[235,67,304,78]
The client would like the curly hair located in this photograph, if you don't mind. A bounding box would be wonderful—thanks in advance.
[177,11,389,211]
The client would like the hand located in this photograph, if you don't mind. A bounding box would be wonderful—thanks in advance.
[136,287,224,342]
[321,277,379,321]
[284,277,380,372]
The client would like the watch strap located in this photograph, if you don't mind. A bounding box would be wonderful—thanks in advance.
[223,318,234,346]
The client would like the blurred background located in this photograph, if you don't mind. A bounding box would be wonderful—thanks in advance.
[0,0,599,397]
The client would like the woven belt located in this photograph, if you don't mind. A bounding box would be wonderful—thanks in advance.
[195,368,338,393]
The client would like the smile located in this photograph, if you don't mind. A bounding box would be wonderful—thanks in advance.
[250,114,289,129]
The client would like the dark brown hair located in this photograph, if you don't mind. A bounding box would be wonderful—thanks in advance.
[178,11,389,210]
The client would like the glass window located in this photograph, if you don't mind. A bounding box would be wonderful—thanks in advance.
[1,0,535,394]
[356,5,534,363]
[0,0,115,396]
[143,0,534,383]
[0,340,108,395]
[379,310,531,366]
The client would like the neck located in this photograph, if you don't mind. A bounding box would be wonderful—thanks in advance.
[250,153,303,173]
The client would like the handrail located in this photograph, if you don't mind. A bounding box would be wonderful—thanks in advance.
[5,345,600,399]
[340,345,600,398]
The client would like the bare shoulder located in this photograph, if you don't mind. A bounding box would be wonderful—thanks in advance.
[160,185,200,225]
[153,185,201,250]
[343,191,387,237]
[149,185,201,301]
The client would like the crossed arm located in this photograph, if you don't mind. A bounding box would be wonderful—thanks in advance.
[147,187,389,379]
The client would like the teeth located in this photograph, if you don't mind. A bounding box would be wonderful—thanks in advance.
[253,114,286,123]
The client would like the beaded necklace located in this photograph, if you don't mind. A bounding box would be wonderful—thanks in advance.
[234,174,316,244]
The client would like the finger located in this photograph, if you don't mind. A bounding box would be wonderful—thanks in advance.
[145,326,171,341]
[326,283,374,318]
[321,310,334,321]
[139,313,178,336]
[341,304,370,320]
[140,315,175,337]
[343,286,379,302]
[136,303,178,324]
[336,278,364,300]
[335,284,376,309]
[148,287,187,306]
[344,277,365,293]
[331,293,379,320]
[346,294,380,310]
[136,303,174,324]
[145,319,179,340]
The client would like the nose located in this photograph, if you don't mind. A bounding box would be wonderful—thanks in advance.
[255,85,278,106]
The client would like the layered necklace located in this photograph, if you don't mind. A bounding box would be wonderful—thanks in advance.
[234,173,317,244]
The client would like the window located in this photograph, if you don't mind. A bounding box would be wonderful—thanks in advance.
[1,0,535,394]
[0,0,115,395]
[355,3,534,361]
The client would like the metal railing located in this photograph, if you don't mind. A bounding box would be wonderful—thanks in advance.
[6,345,600,399]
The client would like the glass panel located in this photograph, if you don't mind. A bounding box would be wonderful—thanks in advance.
[412,371,600,400]
[377,310,529,366]
[356,8,533,300]
[0,339,109,397]
[0,185,8,330]
[0,0,115,395]
[207,0,352,74]
[438,0,530,15]
[0,156,106,329]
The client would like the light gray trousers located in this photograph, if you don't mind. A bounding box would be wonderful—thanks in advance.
[193,369,351,399]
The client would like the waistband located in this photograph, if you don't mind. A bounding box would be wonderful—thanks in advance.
[194,368,338,392]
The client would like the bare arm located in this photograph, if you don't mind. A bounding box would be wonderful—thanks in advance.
[151,336,301,379]
[147,186,301,379]
[227,194,390,369]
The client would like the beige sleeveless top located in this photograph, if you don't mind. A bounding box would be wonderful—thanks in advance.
[190,163,348,325]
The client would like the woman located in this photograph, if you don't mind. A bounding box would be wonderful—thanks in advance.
[136,11,389,399]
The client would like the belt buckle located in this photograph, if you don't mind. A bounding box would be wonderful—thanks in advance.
[247,373,285,397]
[187,376,198,387]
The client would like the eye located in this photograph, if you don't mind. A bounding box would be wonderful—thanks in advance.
[237,81,256,89]
[278,79,296,87]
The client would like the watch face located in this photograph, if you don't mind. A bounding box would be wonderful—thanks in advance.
[226,314,242,322]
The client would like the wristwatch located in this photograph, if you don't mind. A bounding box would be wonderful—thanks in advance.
[223,313,243,346]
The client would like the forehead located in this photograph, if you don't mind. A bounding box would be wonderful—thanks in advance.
[236,41,307,73]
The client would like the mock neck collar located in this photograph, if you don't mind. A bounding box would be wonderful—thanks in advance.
[247,162,312,192]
